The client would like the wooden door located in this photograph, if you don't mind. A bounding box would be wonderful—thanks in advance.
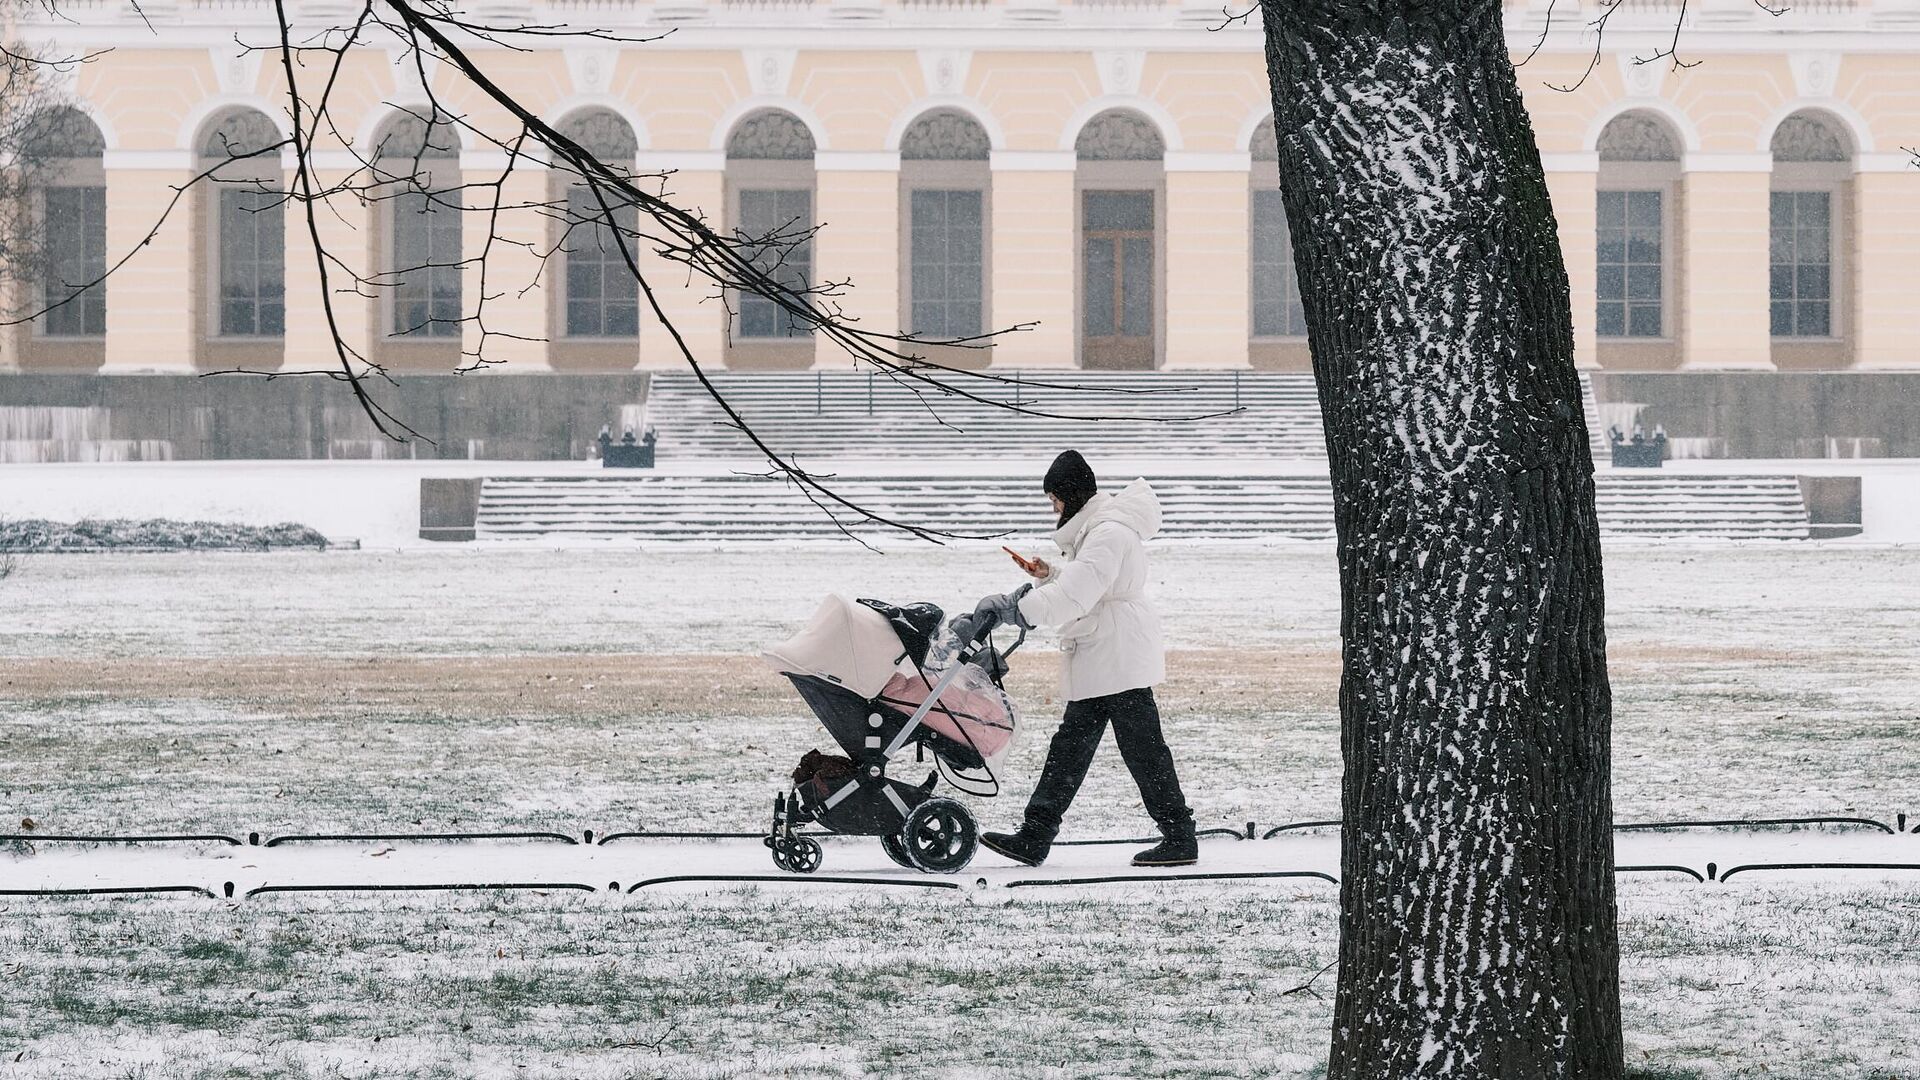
[1080,189,1155,369]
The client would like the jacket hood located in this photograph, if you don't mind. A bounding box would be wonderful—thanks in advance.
[1053,478,1161,552]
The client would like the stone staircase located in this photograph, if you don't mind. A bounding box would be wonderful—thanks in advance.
[642,370,1612,464]
[473,472,1811,542]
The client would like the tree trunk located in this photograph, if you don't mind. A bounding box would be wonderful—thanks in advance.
[1257,3,1624,1077]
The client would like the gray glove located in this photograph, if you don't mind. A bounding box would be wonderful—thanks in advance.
[972,583,1033,632]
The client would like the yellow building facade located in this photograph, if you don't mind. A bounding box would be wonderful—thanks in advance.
[5,0,1918,376]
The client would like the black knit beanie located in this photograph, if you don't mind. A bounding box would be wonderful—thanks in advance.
[1043,450,1098,527]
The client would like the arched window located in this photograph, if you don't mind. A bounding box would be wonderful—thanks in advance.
[1596,110,1681,344]
[1075,109,1163,369]
[24,107,107,340]
[725,110,815,353]
[899,109,990,347]
[1768,111,1852,346]
[553,108,640,340]
[1248,116,1305,348]
[374,109,462,340]
[199,108,286,340]
[1074,110,1164,162]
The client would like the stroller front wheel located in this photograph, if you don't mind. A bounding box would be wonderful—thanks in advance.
[901,798,978,874]
[880,833,914,869]
[771,834,823,874]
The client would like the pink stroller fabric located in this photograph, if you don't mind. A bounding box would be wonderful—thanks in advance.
[877,668,1015,761]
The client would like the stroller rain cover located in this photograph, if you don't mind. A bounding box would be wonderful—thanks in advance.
[762,594,1019,775]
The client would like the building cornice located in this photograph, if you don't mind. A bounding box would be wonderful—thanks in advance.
[1856,151,1919,172]
[16,17,1920,54]
[103,149,194,170]
[1164,151,1252,172]
[990,150,1077,171]
[814,150,901,171]
[1540,152,1601,172]
[1682,152,1776,172]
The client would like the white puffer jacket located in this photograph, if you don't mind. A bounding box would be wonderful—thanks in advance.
[1015,479,1165,701]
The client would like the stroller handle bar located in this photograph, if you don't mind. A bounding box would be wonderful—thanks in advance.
[950,582,1030,659]
[962,608,1027,659]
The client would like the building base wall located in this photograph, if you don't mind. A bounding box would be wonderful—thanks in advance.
[6,370,1919,463]
[1591,372,1920,459]
[0,374,650,462]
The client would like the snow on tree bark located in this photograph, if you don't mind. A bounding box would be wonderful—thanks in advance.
[1257,2,1625,1077]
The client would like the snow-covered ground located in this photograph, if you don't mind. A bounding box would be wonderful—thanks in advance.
[2,544,1917,1078]
[0,879,1915,1079]
[0,546,1915,835]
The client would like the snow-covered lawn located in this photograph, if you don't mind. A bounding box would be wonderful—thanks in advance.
[0,882,1916,1079]
[0,546,1914,834]
[1,544,1917,1078]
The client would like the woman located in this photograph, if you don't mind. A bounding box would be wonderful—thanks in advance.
[968,450,1198,868]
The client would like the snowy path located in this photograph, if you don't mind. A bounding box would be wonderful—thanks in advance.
[8,829,1918,898]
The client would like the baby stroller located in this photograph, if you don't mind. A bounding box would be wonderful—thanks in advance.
[760,594,1024,874]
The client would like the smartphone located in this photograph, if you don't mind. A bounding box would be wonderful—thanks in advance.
[1003,546,1042,575]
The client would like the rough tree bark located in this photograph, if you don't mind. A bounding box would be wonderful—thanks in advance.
[1257,1,1624,1077]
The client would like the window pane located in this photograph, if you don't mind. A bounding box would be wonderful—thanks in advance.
[1769,228,1794,264]
[217,187,285,337]
[1121,236,1152,337]
[1250,189,1304,337]
[1596,265,1624,302]
[908,188,983,338]
[1597,189,1662,339]
[1800,191,1830,227]
[1596,301,1625,338]
[917,262,947,303]
[736,188,812,338]
[1596,191,1625,228]
[1626,229,1660,265]
[42,186,108,337]
[1797,264,1829,300]
[563,189,637,339]
[1800,227,1830,265]
[1770,300,1793,337]
[1083,236,1115,335]
[391,189,461,337]
[1768,264,1794,302]
[911,301,941,337]
[1627,190,1661,228]
[1083,190,1151,231]
[1799,300,1830,337]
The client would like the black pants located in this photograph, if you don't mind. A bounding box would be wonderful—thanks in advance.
[1023,687,1194,839]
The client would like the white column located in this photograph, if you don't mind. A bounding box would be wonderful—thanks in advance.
[989,151,1076,368]
[1852,157,1920,369]
[1164,155,1251,369]
[1543,155,1600,371]
[813,154,901,369]
[101,151,197,372]
[632,153,729,371]
[282,154,372,374]
[461,149,550,372]
[1679,155,1775,370]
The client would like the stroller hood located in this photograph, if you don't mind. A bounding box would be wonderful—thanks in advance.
[763,594,921,698]
[855,599,945,669]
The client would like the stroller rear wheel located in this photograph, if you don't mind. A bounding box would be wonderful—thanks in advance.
[770,834,823,874]
[901,797,978,874]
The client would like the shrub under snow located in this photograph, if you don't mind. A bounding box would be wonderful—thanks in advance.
[0,518,329,552]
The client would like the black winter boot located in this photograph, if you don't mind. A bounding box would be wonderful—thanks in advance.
[981,824,1055,867]
[1132,828,1198,868]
